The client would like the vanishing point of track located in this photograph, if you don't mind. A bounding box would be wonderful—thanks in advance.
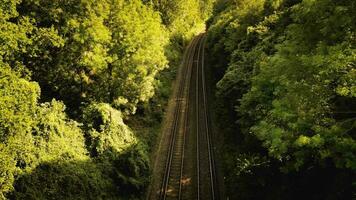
[159,34,219,200]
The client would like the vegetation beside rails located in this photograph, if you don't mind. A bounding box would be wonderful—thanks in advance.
[206,0,355,199]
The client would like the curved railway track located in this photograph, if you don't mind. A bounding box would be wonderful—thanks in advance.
[195,34,219,200]
[158,34,219,200]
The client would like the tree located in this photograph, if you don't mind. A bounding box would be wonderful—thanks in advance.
[206,0,355,199]
[0,65,90,198]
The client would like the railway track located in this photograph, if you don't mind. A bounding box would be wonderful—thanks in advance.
[158,34,219,200]
[195,34,218,200]
[159,35,201,200]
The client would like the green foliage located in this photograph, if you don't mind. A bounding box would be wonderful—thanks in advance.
[82,103,137,157]
[207,0,355,199]
[0,66,90,198]
[11,160,116,200]
[0,64,39,141]
[0,143,16,199]
[0,0,215,198]
[0,65,40,197]
[17,0,168,114]
[110,143,150,195]
[82,103,150,195]
[34,100,88,162]
[209,0,356,171]
[107,0,169,113]
[0,62,149,199]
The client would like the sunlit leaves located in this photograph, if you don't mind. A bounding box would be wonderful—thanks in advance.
[82,103,137,156]
[0,0,216,198]
[0,64,39,141]
[0,66,90,198]
[108,0,168,113]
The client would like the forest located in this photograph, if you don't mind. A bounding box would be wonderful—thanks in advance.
[206,0,355,199]
[0,0,212,199]
[0,0,355,199]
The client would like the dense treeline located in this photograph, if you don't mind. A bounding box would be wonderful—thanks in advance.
[207,0,355,199]
[0,0,213,199]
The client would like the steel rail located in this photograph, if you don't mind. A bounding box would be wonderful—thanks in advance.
[159,35,201,200]
[196,33,218,200]
[201,35,218,200]
[178,35,200,200]
[195,33,204,200]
